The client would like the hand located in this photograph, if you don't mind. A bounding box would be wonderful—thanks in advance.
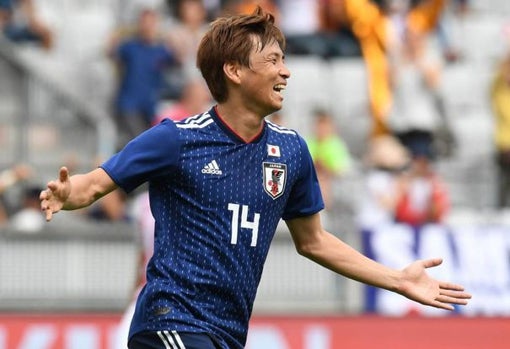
[40,167,71,221]
[399,258,471,311]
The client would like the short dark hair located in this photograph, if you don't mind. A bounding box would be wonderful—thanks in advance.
[196,6,285,103]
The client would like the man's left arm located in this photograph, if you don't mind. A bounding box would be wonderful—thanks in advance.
[285,213,471,310]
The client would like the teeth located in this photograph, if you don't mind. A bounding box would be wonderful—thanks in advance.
[274,84,286,91]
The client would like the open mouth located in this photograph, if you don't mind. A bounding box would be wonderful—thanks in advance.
[273,84,286,94]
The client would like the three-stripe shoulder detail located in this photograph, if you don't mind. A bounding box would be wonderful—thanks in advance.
[266,121,297,135]
[176,112,214,129]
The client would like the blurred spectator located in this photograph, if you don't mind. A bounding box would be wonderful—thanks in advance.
[118,0,169,26]
[200,0,224,20]
[337,0,447,137]
[277,0,323,57]
[217,0,237,16]
[231,0,280,23]
[166,0,222,21]
[9,184,45,233]
[0,163,31,193]
[386,25,455,158]
[306,108,352,210]
[393,134,450,227]
[0,164,32,225]
[356,134,410,231]
[167,0,209,85]
[108,7,179,149]
[154,77,213,123]
[0,0,53,49]
[490,45,510,208]
[436,0,470,64]
[275,0,361,58]
[318,0,362,57]
[86,189,129,222]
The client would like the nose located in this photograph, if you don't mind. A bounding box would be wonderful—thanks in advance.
[280,63,291,79]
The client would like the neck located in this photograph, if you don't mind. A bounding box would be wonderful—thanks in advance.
[215,103,266,143]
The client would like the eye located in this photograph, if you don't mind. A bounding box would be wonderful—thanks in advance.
[267,55,279,64]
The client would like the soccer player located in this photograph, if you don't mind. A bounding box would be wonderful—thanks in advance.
[40,7,471,349]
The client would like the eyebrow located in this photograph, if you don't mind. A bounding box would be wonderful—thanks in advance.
[266,52,284,60]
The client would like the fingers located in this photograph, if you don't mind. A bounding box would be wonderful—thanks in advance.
[39,188,48,201]
[431,302,455,311]
[439,281,467,292]
[47,180,58,192]
[436,294,470,305]
[422,258,443,269]
[44,205,53,222]
[439,287,472,301]
[430,283,472,310]
[39,188,53,221]
[59,166,69,183]
[46,166,69,193]
[428,293,471,311]
[39,166,69,223]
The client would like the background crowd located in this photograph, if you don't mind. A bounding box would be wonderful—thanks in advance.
[1,0,510,319]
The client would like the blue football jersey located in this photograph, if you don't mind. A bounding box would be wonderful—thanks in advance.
[101,107,324,348]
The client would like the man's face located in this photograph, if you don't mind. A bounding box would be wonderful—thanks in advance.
[139,10,159,42]
[238,38,291,116]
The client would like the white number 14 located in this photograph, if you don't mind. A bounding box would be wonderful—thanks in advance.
[228,203,260,247]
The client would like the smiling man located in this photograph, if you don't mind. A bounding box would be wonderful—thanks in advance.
[40,7,471,349]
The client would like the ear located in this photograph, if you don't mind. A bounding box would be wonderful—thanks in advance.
[223,62,242,85]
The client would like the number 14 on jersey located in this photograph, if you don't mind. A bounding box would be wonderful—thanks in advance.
[228,203,260,247]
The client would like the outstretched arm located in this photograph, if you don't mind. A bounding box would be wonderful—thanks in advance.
[40,166,118,221]
[286,213,471,311]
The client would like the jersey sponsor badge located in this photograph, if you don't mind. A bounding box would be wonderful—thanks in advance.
[263,162,287,199]
[267,144,281,157]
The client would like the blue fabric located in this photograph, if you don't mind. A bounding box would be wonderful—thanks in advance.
[0,0,14,11]
[396,130,435,160]
[101,108,324,349]
[114,38,176,122]
[3,24,42,43]
[1,0,46,44]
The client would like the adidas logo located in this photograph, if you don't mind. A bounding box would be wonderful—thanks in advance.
[201,160,223,175]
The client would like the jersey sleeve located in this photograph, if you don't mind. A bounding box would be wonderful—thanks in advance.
[282,136,324,220]
[100,119,181,193]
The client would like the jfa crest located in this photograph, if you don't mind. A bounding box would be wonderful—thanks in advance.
[263,162,287,199]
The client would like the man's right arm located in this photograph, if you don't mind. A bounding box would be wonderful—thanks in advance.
[40,166,118,221]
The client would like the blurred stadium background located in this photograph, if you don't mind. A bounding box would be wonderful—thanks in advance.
[1,0,510,348]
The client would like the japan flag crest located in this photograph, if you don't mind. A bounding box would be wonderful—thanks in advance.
[267,144,281,157]
[263,162,287,199]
